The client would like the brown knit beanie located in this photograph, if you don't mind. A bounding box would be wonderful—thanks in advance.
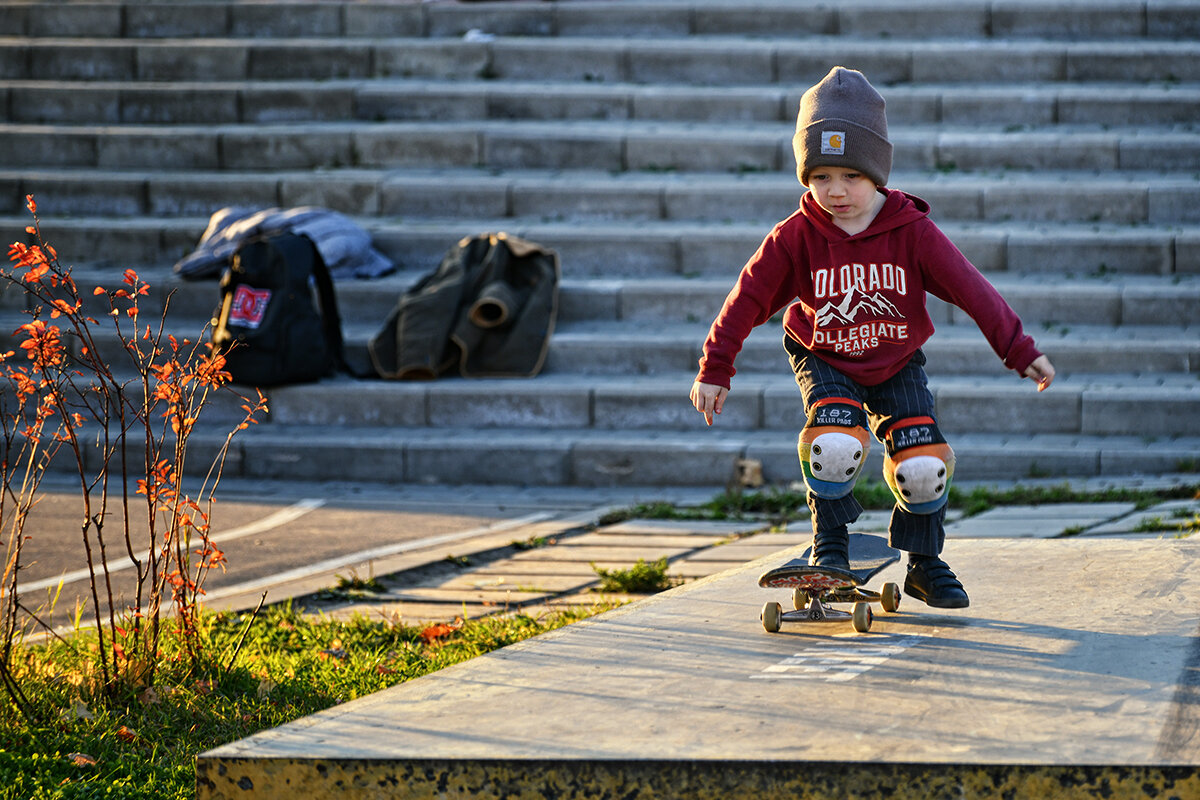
[793,66,892,187]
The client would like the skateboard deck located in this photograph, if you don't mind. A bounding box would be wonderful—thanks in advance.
[758,533,901,633]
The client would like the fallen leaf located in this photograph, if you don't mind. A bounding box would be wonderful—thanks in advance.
[318,647,348,661]
[419,619,462,644]
[61,699,93,721]
[115,725,137,743]
[67,753,96,767]
[256,678,277,700]
[138,686,160,706]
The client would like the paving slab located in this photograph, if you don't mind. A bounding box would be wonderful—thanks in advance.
[1088,500,1200,536]
[944,502,1137,539]
[506,545,698,563]
[599,519,766,537]
[197,536,1200,799]
[682,541,804,561]
[556,533,730,548]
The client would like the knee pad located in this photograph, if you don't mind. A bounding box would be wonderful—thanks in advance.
[883,416,955,514]
[797,397,871,499]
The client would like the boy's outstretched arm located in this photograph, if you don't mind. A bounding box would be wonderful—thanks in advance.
[1024,354,1056,392]
[690,380,729,426]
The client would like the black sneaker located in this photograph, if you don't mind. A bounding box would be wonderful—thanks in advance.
[808,528,850,572]
[904,558,970,609]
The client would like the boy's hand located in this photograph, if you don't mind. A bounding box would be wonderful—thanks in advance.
[690,380,728,426]
[1024,355,1056,392]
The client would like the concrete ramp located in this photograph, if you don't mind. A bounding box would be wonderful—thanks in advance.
[197,537,1200,799]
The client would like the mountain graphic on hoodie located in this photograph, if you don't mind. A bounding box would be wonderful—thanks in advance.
[815,283,902,327]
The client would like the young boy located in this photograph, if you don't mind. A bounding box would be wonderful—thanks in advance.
[689,66,1056,608]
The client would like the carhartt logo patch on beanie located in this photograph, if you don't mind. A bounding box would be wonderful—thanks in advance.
[794,66,892,187]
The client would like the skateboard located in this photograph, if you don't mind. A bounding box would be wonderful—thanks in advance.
[758,533,901,634]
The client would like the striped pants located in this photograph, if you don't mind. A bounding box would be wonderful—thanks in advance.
[785,337,947,557]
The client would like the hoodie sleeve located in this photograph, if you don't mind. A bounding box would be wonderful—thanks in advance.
[917,222,1042,375]
[696,224,804,388]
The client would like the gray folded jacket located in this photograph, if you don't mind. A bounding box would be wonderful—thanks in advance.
[174,206,394,281]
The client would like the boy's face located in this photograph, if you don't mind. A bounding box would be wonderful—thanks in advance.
[807,166,881,231]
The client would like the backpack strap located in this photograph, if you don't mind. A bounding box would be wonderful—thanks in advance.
[304,237,348,374]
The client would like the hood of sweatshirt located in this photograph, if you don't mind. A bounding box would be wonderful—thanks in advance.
[798,188,930,242]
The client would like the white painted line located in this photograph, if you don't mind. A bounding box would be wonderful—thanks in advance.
[200,511,556,603]
[751,633,928,682]
[21,498,327,595]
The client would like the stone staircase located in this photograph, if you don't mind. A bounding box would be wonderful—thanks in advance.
[1,0,1197,489]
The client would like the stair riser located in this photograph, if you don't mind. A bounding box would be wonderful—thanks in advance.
[8,172,1200,228]
[1,219,1194,282]
[8,82,1199,130]
[3,125,1195,177]
[6,40,1200,84]
[5,2,1200,41]
[39,275,1192,335]
[268,385,1200,438]
[542,337,1198,379]
[37,430,1197,488]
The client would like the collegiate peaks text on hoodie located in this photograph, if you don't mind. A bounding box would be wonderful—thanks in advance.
[697,189,1042,388]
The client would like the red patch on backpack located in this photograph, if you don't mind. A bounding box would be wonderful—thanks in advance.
[229,286,271,329]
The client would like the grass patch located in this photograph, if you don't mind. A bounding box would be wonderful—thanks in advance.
[1132,511,1200,536]
[601,482,1200,525]
[592,557,681,594]
[0,602,617,799]
[511,535,556,551]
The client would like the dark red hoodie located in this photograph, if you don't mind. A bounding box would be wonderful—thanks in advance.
[697,189,1042,388]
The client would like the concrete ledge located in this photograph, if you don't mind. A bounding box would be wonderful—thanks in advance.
[195,758,1200,800]
[196,537,1200,798]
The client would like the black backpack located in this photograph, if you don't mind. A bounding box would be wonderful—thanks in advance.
[211,232,344,387]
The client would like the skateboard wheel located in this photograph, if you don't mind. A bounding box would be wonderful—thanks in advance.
[880,582,901,613]
[792,587,809,611]
[852,601,872,633]
[761,601,782,633]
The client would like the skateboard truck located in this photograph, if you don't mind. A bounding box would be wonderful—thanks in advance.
[762,585,872,632]
[798,593,845,623]
[758,533,902,634]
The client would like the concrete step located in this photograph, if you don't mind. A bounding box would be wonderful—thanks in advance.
[5,167,1199,227]
[108,421,1200,487]
[138,271,1200,331]
[4,35,1200,84]
[14,264,1192,334]
[533,321,1200,378]
[3,118,1196,174]
[4,214,1196,278]
[25,389,1200,487]
[252,372,1200,439]
[5,1,1200,42]
[5,79,1198,128]
[34,301,1193,388]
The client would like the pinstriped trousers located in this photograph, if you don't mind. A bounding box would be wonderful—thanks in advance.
[785,337,947,557]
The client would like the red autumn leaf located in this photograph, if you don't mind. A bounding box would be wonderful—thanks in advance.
[419,621,460,643]
[115,725,137,744]
[25,194,36,214]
